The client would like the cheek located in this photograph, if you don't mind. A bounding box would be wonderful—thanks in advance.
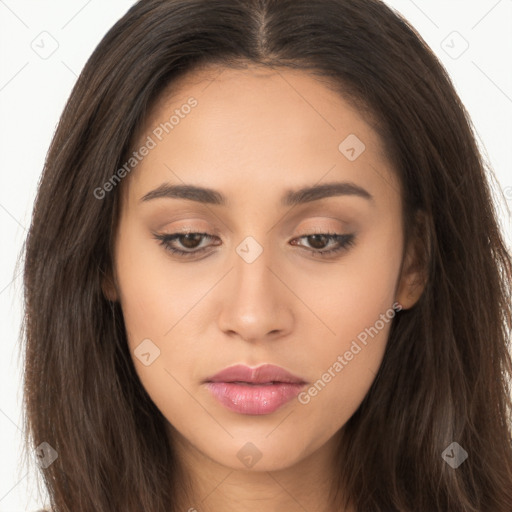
[293,224,402,426]
[114,222,204,343]
[295,292,395,436]
[291,220,402,340]
[113,221,210,400]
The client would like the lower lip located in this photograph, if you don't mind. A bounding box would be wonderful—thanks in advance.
[205,382,305,415]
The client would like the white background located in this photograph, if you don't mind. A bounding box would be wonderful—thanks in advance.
[1,0,511,510]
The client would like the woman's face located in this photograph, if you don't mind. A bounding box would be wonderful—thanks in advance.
[107,65,418,473]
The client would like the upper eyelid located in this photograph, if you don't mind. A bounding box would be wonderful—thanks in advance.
[161,217,349,235]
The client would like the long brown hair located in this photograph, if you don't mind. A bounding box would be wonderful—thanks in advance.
[21,0,512,510]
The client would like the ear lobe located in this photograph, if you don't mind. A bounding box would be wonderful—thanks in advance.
[101,272,119,302]
[395,211,429,310]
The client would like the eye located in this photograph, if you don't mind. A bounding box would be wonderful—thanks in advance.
[153,232,220,258]
[290,232,356,257]
[153,231,356,259]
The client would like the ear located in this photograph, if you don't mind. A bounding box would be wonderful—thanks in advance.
[101,269,119,302]
[395,211,429,310]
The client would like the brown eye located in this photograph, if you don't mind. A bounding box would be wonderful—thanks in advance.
[153,232,219,258]
[305,234,331,250]
[179,233,205,249]
[290,233,356,257]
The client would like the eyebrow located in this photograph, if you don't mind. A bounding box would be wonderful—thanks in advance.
[140,181,373,206]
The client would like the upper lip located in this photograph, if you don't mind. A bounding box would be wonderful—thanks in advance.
[204,364,306,384]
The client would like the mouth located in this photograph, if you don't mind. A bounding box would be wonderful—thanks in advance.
[204,364,307,415]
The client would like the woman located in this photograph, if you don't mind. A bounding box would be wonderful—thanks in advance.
[22,0,512,510]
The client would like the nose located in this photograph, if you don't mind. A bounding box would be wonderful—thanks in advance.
[216,240,294,343]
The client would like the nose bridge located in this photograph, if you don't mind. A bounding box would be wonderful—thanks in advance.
[232,234,278,312]
[217,234,293,341]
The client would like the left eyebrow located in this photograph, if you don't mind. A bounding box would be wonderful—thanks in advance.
[282,181,373,206]
[139,181,374,206]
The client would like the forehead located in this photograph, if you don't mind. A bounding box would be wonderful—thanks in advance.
[122,64,398,207]
[143,64,382,148]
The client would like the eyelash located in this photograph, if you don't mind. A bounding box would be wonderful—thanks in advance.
[153,231,356,259]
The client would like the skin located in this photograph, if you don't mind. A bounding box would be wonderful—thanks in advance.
[103,65,425,512]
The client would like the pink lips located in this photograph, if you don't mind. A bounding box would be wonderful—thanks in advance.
[204,364,306,415]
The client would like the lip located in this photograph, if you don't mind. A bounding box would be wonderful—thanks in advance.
[204,364,307,415]
[205,363,306,385]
